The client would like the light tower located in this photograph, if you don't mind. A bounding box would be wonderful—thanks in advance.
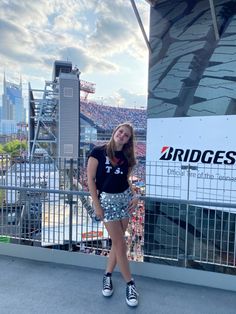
[80,79,96,101]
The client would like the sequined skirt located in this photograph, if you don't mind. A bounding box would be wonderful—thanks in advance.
[100,188,133,222]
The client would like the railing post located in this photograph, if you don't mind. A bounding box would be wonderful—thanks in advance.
[181,164,198,267]
[68,158,73,251]
[185,164,191,267]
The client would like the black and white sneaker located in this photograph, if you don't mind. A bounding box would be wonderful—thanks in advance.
[126,281,139,307]
[102,274,113,297]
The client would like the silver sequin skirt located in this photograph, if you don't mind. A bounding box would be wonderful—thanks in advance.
[100,188,133,222]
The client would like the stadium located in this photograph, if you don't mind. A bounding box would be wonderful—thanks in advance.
[28,60,147,163]
[80,100,146,157]
[1,3,236,309]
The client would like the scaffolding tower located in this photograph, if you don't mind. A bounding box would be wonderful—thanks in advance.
[29,79,58,159]
[29,60,96,160]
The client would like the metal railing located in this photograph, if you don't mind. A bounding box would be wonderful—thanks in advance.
[0,157,236,275]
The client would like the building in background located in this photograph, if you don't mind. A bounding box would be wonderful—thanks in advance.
[1,73,26,136]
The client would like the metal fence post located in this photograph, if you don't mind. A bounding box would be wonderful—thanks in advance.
[185,164,191,267]
[68,158,73,251]
[181,164,198,267]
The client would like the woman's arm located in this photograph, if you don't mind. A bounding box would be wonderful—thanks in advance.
[87,156,104,219]
[127,168,139,212]
[127,167,134,192]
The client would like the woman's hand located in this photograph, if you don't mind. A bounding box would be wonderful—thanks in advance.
[128,196,139,214]
[95,205,104,221]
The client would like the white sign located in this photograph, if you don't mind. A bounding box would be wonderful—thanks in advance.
[146,115,236,207]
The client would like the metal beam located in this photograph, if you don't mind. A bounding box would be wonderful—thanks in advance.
[130,0,152,53]
[209,0,220,40]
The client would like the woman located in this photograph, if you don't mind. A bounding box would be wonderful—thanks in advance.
[87,122,139,307]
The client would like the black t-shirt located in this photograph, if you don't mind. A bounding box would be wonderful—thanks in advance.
[89,145,129,193]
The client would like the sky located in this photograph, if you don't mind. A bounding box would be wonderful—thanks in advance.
[0,0,150,109]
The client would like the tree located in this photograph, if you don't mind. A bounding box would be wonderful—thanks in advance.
[3,140,27,157]
[0,144,4,154]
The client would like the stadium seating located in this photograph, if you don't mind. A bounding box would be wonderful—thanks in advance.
[80,101,147,132]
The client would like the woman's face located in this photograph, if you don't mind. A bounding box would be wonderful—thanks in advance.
[113,126,132,149]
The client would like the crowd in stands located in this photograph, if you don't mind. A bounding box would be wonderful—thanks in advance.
[127,200,145,262]
[80,100,147,132]
[135,142,146,158]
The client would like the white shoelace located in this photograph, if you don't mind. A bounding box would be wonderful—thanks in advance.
[103,276,112,290]
[127,284,139,298]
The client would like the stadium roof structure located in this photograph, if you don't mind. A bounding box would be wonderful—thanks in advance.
[80,79,96,101]
[143,0,219,40]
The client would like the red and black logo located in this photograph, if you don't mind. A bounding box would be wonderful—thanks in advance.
[160,146,236,165]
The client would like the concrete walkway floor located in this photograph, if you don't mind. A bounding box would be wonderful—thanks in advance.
[0,255,236,314]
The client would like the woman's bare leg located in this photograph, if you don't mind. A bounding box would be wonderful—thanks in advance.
[105,218,129,273]
[104,219,132,282]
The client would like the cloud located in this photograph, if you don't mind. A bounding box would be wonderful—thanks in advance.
[97,88,147,108]
[87,17,132,55]
[117,88,147,107]
[0,19,42,64]
[0,0,149,98]
[59,47,118,73]
[0,0,148,64]
[0,0,53,27]
[86,0,147,58]
[53,15,82,32]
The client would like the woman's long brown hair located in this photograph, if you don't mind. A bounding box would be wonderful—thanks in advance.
[106,122,136,168]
